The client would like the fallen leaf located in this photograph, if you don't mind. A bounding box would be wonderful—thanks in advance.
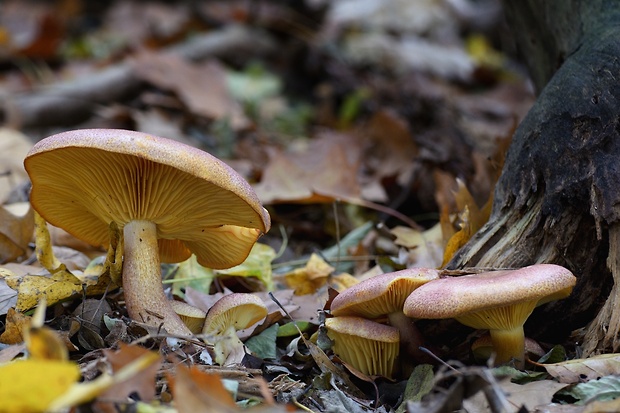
[215,242,276,291]
[33,210,61,272]
[556,375,620,405]
[284,253,335,295]
[99,343,163,402]
[132,52,249,130]
[170,364,239,413]
[26,325,68,361]
[0,342,25,363]
[0,359,80,413]
[0,275,17,315]
[364,109,418,187]
[49,347,161,411]
[172,254,216,298]
[440,179,492,266]
[5,268,83,312]
[390,223,445,268]
[0,202,33,263]
[254,132,363,204]
[545,354,620,384]
[0,307,29,344]
[0,128,31,202]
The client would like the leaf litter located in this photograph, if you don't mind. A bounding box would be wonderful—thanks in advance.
[0,0,612,412]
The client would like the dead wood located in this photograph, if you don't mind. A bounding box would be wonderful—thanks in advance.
[446,0,620,355]
[2,25,277,128]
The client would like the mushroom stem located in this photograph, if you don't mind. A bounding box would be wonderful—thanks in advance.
[489,326,526,368]
[387,312,426,362]
[123,219,192,336]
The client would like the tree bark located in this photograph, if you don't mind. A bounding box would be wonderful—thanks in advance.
[447,0,620,355]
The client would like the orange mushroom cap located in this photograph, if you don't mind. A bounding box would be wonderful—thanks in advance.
[24,129,270,268]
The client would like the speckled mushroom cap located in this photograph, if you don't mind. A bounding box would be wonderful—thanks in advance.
[202,293,268,336]
[24,129,271,269]
[330,268,440,319]
[325,316,400,377]
[169,300,207,334]
[403,264,576,329]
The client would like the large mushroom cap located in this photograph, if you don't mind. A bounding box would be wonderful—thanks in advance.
[24,129,271,269]
[403,264,576,324]
[330,267,440,318]
[403,264,576,367]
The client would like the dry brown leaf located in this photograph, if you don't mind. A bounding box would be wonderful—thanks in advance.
[440,179,492,266]
[364,109,418,187]
[100,343,163,402]
[464,379,567,413]
[170,365,240,413]
[390,223,445,268]
[131,52,249,130]
[254,132,363,204]
[0,307,29,344]
[544,353,620,384]
[0,202,34,263]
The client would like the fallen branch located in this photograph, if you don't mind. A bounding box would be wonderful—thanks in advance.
[2,25,277,128]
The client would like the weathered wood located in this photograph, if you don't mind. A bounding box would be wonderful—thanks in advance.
[447,0,620,354]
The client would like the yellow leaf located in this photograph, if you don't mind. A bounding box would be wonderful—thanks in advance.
[12,270,82,312]
[48,350,161,411]
[284,253,335,295]
[441,180,492,267]
[0,359,80,413]
[27,326,68,361]
[78,221,123,294]
[215,243,276,291]
[329,273,359,292]
[33,211,61,272]
[172,254,216,297]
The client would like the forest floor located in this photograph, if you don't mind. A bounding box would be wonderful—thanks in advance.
[0,1,614,412]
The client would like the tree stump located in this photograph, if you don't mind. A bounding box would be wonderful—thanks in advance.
[447,0,620,355]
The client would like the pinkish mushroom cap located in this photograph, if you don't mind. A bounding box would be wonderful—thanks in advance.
[330,267,440,318]
[403,264,576,368]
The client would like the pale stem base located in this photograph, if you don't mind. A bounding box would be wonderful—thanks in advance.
[123,219,192,336]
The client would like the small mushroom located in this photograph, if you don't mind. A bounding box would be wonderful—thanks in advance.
[202,293,268,365]
[330,268,439,362]
[24,129,270,336]
[325,316,400,377]
[169,301,206,334]
[404,264,576,368]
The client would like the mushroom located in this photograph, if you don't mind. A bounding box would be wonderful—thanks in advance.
[202,293,268,365]
[330,268,439,361]
[325,316,400,377]
[169,301,207,334]
[24,129,270,336]
[403,264,576,368]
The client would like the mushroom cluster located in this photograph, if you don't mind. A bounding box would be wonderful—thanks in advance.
[24,129,271,336]
[326,268,440,377]
[326,263,576,374]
